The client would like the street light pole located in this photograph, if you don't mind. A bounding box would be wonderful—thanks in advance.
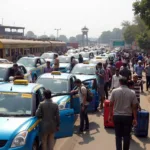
[54,28,61,40]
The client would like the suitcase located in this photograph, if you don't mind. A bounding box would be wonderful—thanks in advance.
[104,100,114,128]
[134,110,149,137]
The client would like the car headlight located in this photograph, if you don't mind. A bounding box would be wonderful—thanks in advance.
[11,131,28,148]
[58,101,66,110]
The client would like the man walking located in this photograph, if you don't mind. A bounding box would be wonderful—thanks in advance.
[135,60,144,92]
[115,58,123,70]
[103,63,111,99]
[145,62,150,91]
[111,68,122,89]
[119,63,131,80]
[109,77,138,150]
[96,62,105,109]
[36,90,60,150]
[71,79,89,133]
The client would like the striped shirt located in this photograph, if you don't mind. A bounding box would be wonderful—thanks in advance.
[133,80,141,103]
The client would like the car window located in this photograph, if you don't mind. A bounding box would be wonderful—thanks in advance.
[19,66,27,74]
[38,87,45,101]
[83,79,97,90]
[59,57,71,63]
[0,68,8,80]
[17,58,35,67]
[40,58,46,65]
[36,59,41,65]
[0,92,32,116]
[71,65,96,75]
[41,53,54,59]
[37,78,68,93]
[70,77,76,90]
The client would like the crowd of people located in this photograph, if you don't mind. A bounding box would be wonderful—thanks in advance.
[33,51,150,150]
[95,52,150,150]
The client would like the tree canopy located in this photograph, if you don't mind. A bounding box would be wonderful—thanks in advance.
[133,0,150,28]
[59,35,68,42]
[122,15,150,50]
[25,31,37,39]
[98,28,123,44]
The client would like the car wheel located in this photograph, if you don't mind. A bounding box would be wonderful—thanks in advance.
[33,75,37,83]
[32,141,38,150]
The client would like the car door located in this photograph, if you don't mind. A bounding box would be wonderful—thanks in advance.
[55,108,74,138]
[51,94,74,138]
[70,76,80,114]
[82,79,99,111]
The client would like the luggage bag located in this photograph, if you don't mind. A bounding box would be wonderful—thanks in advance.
[104,100,114,128]
[134,110,149,137]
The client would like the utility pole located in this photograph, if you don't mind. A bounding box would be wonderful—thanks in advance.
[54,28,61,40]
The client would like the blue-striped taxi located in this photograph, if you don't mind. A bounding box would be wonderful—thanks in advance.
[0,80,74,149]
[17,56,46,82]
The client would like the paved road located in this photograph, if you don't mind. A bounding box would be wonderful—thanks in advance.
[54,89,150,150]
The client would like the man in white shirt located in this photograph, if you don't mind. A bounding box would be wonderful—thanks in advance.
[111,68,122,89]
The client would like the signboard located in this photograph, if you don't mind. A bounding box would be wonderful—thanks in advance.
[113,41,125,47]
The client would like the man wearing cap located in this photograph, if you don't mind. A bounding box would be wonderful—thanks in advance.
[135,60,144,92]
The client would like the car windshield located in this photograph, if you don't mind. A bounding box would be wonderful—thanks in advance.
[73,54,79,59]
[0,92,32,116]
[37,78,68,93]
[41,53,53,59]
[0,68,7,81]
[80,53,89,58]
[59,57,70,63]
[71,65,96,75]
[17,58,35,67]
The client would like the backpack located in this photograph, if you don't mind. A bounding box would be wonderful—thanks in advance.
[80,85,93,102]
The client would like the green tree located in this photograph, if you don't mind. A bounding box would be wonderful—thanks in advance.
[123,25,139,44]
[26,31,37,39]
[99,31,111,44]
[137,31,150,50]
[111,28,123,40]
[69,37,77,43]
[59,35,68,42]
[133,0,150,28]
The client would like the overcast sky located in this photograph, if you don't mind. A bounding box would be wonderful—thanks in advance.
[0,0,135,37]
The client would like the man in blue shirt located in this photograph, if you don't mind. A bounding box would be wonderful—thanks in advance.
[138,53,143,61]
[135,60,144,92]
[96,62,105,109]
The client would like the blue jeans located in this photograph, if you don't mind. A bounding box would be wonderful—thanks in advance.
[113,115,132,150]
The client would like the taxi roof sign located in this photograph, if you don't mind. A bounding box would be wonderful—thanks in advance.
[51,71,61,75]
[83,61,89,64]
[14,80,28,85]
[96,56,102,59]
